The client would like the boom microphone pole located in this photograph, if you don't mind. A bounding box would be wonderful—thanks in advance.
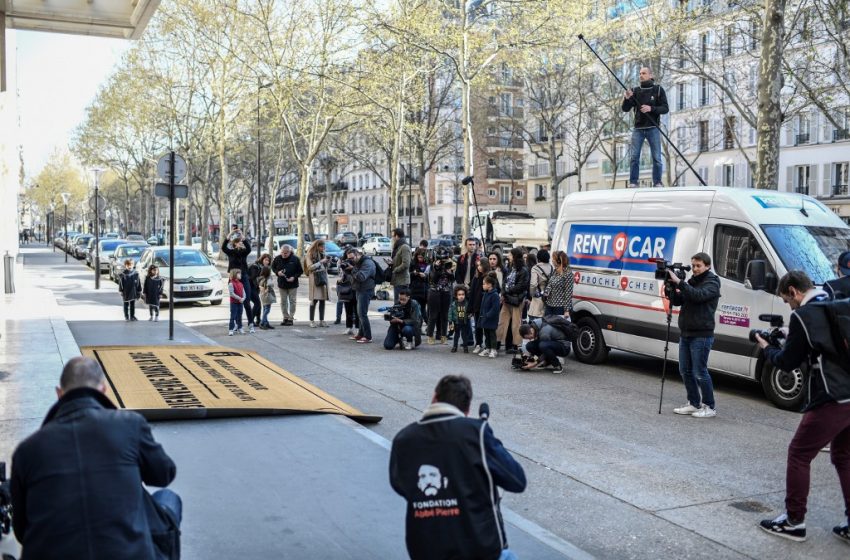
[576,34,707,187]
[462,176,487,255]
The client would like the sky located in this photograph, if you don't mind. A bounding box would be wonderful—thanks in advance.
[15,30,129,180]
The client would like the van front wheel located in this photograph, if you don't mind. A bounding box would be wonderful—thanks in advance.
[761,361,807,411]
[574,317,608,364]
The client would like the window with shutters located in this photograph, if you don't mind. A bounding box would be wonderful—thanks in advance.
[699,121,709,151]
[700,33,709,62]
[724,116,737,149]
[795,165,811,194]
[723,26,734,56]
[713,224,775,286]
[722,164,735,187]
[700,78,710,106]
[677,83,685,110]
[797,115,811,145]
[500,93,512,116]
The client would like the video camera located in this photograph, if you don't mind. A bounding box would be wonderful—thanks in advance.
[650,258,691,299]
[511,354,536,370]
[0,462,12,542]
[382,304,406,322]
[749,314,786,347]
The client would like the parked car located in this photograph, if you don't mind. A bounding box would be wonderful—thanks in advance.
[362,236,392,256]
[72,235,94,259]
[270,235,304,253]
[82,237,97,264]
[358,232,384,247]
[334,231,358,246]
[88,239,127,273]
[110,243,149,282]
[136,247,224,305]
[126,233,146,242]
[191,236,219,258]
[104,232,120,239]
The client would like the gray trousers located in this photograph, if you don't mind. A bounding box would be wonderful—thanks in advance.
[279,288,297,320]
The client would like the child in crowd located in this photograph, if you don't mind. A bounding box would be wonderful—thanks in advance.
[118,259,142,321]
[142,265,164,322]
[228,268,246,336]
[448,286,473,353]
[258,265,276,330]
[478,274,501,358]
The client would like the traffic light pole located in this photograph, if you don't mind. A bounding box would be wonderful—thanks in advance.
[169,151,176,341]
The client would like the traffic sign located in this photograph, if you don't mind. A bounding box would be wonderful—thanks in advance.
[155,183,189,199]
[88,194,106,213]
[157,153,188,183]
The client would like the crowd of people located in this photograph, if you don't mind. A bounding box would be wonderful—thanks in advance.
[221,226,575,371]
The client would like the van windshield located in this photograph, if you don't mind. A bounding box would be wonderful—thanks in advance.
[761,225,850,285]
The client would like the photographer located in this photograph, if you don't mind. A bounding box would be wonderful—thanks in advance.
[383,287,423,350]
[344,248,376,344]
[518,318,571,374]
[756,271,850,544]
[667,252,721,418]
[222,226,254,328]
[426,248,455,345]
[389,375,526,560]
[11,357,181,559]
[825,251,850,301]
[391,228,412,304]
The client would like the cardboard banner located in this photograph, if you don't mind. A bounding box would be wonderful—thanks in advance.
[80,346,380,423]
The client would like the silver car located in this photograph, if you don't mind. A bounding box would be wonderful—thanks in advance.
[110,243,149,282]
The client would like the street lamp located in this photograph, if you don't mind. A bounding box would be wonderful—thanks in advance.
[92,168,103,289]
[257,78,272,258]
[61,192,71,263]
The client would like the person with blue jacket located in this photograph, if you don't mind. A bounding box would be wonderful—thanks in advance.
[478,274,501,358]
[390,375,526,560]
[345,248,376,344]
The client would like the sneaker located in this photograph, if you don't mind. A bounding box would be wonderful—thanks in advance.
[403,341,413,350]
[472,345,481,354]
[238,328,245,334]
[451,347,458,353]
[310,321,318,328]
[479,349,491,358]
[280,321,287,326]
[628,183,638,188]
[154,316,159,322]
[673,403,700,415]
[692,405,716,418]
[131,316,138,321]
[821,445,831,453]
[759,513,806,542]
[552,363,564,374]
[266,324,274,329]
[350,334,363,341]
[833,521,850,545]
[319,321,329,328]
[427,337,435,345]
[653,182,663,188]
[228,330,234,336]
[356,338,373,344]
[334,319,342,325]
[149,316,153,321]
[488,349,497,358]
[506,346,518,355]
[249,326,256,334]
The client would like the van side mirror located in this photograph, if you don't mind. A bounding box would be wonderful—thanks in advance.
[745,260,767,291]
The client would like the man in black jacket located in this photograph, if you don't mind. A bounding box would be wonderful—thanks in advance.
[390,375,526,560]
[622,66,668,188]
[222,228,253,327]
[756,271,850,544]
[271,244,302,326]
[454,238,481,287]
[668,252,721,418]
[11,357,181,560]
[825,251,850,300]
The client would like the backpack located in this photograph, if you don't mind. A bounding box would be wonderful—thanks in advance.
[541,315,579,341]
[370,257,388,284]
[533,264,551,300]
[822,299,850,374]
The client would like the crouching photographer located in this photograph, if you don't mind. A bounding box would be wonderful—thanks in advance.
[756,271,850,544]
[518,316,575,374]
[383,287,424,350]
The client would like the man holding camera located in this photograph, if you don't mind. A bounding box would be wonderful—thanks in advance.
[343,247,376,344]
[667,252,721,418]
[518,318,571,374]
[10,357,181,559]
[383,287,423,350]
[272,244,303,326]
[755,271,850,544]
[222,225,254,331]
[389,375,526,560]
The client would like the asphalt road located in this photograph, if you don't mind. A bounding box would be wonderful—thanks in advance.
[28,247,850,559]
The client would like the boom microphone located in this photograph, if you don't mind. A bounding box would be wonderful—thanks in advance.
[461,176,474,186]
[478,402,490,421]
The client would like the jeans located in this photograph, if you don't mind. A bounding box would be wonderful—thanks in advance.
[785,401,850,522]
[526,339,570,366]
[152,488,183,526]
[453,321,472,348]
[336,300,344,321]
[229,302,243,331]
[629,127,663,185]
[356,290,373,340]
[261,304,271,326]
[678,336,715,409]
[384,324,416,349]
[279,288,297,321]
[124,300,136,319]
[499,549,518,560]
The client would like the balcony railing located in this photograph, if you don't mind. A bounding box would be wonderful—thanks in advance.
[527,160,570,178]
[833,184,849,196]
[834,128,850,142]
[795,133,810,145]
[485,137,524,149]
[795,185,809,195]
[486,106,524,119]
[486,168,524,180]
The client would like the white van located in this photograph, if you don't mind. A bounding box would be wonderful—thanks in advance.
[553,187,850,410]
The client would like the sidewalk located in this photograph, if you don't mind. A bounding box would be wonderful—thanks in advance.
[0,246,584,559]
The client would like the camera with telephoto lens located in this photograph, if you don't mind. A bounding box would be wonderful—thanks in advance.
[383,304,406,322]
[651,259,691,299]
[0,461,12,542]
[749,314,786,346]
[511,354,536,369]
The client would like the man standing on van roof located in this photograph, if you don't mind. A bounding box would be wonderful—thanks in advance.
[824,251,850,300]
[667,252,721,418]
[622,67,668,188]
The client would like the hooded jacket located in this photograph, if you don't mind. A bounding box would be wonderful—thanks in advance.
[119,269,142,302]
[621,80,669,129]
[11,388,176,560]
[389,402,526,560]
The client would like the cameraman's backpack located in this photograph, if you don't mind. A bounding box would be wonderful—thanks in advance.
[821,299,850,374]
[542,315,579,341]
[370,256,388,284]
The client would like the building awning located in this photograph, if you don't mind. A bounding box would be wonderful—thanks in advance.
[3,0,161,40]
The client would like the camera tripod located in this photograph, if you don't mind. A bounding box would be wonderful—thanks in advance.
[658,300,674,414]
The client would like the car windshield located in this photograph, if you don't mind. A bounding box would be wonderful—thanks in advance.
[100,240,124,251]
[120,246,146,257]
[762,225,850,285]
[155,249,211,267]
[376,237,390,243]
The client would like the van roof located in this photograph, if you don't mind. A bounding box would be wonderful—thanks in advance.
[561,187,847,228]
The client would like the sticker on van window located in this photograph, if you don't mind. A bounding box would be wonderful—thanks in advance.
[718,303,750,327]
[568,225,677,273]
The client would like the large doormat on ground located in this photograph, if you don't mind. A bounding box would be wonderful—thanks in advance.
[80,346,380,423]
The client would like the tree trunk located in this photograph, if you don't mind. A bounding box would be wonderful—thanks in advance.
[755,0,786,190]
[217,144,228,259]
[325,167,334,236]
[548,143,559,219]
[201,155,212,254]
[296,169,310,258]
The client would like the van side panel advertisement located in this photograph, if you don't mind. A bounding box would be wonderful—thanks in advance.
[567,225,678,273]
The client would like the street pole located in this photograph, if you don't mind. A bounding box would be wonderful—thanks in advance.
[94,169,101,290]
[61,192,70,263]
[169,151,176,341]
[256,76,262,259]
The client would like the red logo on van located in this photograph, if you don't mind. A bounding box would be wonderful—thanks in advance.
[613,232,628,259]
[620,276,629,290]
[574,271,581,284]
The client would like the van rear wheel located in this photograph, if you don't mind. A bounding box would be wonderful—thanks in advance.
[574,317,608,364]
[761,361,807,411]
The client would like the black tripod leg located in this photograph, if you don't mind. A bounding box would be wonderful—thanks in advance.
[658,311,674,414]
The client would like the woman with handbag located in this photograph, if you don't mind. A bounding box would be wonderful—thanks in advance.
[496,247,530,356]
[543,250,574,317]
[305,240,330,328]
[528,249,553,320]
